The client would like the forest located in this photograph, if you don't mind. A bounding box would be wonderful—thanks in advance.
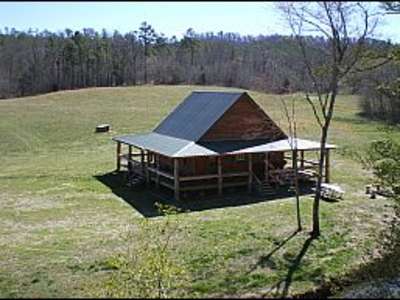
[0,22,399,123]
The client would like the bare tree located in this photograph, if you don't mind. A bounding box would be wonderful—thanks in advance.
[277,2,384,238]
[281,96,302,232]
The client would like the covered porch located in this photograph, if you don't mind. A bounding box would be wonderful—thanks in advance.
[113,135,336,200]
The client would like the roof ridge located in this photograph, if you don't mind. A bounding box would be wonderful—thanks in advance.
[192,91,245,94]
[173,141,196,156]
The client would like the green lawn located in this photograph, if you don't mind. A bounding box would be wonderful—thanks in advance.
[0,85,398,298]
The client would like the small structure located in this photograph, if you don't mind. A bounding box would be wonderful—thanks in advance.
[113,91,336,200]
[96,124,110,133]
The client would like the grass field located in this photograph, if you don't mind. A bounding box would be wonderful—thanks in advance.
[0,85,399,297]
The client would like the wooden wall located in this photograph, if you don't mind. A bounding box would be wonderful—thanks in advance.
[158,152,286,178]
[200,94,287,141]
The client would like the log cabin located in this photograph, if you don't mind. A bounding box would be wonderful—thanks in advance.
[113,91,336,200]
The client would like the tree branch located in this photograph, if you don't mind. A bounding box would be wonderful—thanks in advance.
[305,93,324,128]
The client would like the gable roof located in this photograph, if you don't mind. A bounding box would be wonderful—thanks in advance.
[153,91,244,141]
[113,91,337,157]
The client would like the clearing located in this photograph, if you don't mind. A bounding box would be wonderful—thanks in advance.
[0,85,398,297]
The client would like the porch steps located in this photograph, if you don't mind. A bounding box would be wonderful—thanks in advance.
[256,181,276,196]
[127,175,145,187]
[126,166,145,187]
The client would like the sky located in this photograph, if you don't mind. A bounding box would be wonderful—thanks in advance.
[0,1,399,42]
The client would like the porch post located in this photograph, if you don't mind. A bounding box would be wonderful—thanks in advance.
[174,158,180,200]
[248,153,253,192]
[217,156,223,196]
[145,150,150,186]
[156,154,160,189]
[264,152,269,183]
[300,150,305,169]
[325,149,330,183]
[116,142,121,171]
[140,149,145,175]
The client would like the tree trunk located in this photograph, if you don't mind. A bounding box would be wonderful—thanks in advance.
[190,47,194,66]
[312,86,338,238]
[144,45,148,84]
[311,127,327,238]
[293,150,302,231]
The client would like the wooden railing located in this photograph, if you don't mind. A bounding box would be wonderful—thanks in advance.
[179,171,249,182]
[147,166,174,180]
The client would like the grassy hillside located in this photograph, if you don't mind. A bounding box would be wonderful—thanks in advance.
[0,85,398,297]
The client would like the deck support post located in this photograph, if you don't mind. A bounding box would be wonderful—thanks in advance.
[264,152,269,183]
[140,149,145,175]
[217,156,223,196]
[116,142,121,171]
[156,154,160,189]
[325,149,330,183]
[128,145,132,160]
[145,150,150,186]
[248,153,253,192]
[300,150,304,169]
[174,158,180,200]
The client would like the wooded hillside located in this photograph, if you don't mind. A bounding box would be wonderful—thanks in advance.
[0,24,396,100]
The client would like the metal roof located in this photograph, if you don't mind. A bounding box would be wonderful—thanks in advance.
[113,132,217,157]
[153,91,245,141]
[228,138,337,154]
[113,134,336,158]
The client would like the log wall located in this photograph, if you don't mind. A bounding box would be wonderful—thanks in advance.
[200,94,287,141]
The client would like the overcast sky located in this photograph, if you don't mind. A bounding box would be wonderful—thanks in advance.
[0,1,399,42]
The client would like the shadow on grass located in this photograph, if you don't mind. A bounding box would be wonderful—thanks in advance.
[213,231,319,298]
[333,115,372,125]
[246,230,300,275]
[258,234,316,298]
[94,170,316,218]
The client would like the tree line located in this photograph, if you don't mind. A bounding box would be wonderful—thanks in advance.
[0,22,399,124]
[0,23,320,98]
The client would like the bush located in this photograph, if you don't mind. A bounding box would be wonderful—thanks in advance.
[91,203,190,298]
[363,135,400,191]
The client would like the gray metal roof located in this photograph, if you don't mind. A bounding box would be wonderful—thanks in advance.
[114,134,336,158]
[228,138,337,154]
[113,132,217,157]
[154,91,245,141]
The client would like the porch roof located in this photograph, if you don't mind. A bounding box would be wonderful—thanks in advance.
[113,132,216,157]
[229,138,337,154]
[113,133,336,158]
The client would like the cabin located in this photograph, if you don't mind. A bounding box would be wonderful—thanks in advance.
[113,91,336,200]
